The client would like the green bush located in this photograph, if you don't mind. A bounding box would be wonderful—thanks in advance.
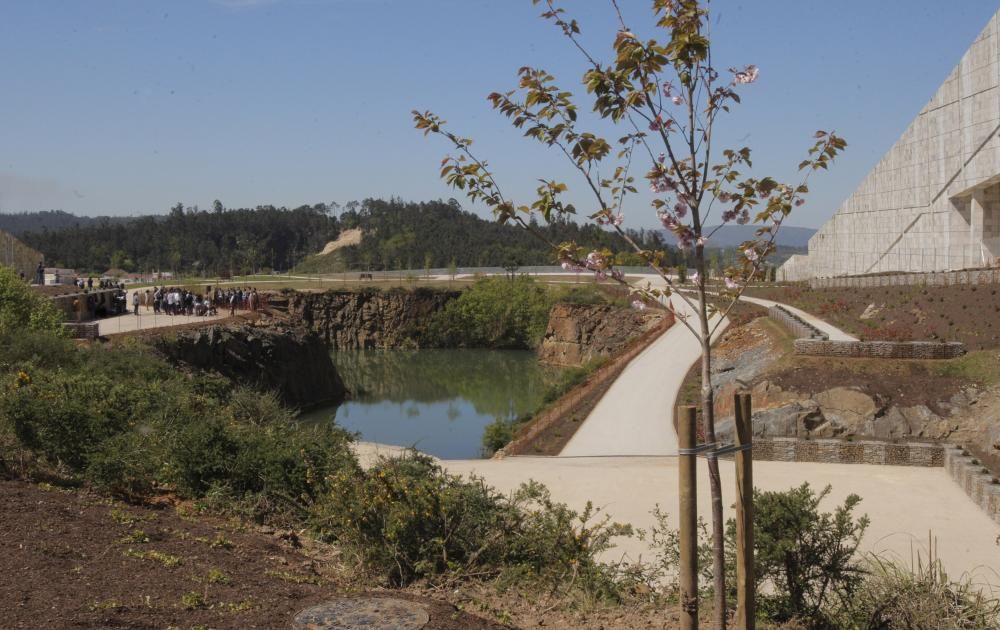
[480,417,515,457]
[428,276,551,349]
[728,483,869,627]
[314,452,635,599]
[0,265,65,336]
[0,333,358,519]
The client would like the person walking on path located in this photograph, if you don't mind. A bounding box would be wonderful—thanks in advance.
[132,291,140,316]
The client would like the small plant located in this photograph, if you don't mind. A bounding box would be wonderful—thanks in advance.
[180,591,207,610]
[88,599,123,611]
[206,568,229,584]
[124,548,182,568]
[110,508,147,527]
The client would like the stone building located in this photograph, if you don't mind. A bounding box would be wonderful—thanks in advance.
[781,10,1000,281]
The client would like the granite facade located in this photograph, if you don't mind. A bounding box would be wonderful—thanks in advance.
[781,11,1000,280]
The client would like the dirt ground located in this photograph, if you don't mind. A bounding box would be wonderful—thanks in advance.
[0,479,506,630]
[745,283,1000,350]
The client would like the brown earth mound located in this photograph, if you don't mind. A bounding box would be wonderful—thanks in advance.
[745,283,1000,350]
[0,480,505,629]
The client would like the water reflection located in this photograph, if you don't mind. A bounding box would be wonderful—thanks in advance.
[305,349,553,459]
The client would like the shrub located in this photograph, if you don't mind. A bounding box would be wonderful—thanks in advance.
[734,483,869,627]
[313,452,635,600]
[0,265,64,336]
[480,417,514,457]
[0,333,358,519]
[428,276,552,349]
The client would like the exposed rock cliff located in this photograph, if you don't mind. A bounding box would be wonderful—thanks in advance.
[284,288,460,350]
[155,324,346,409]
[537,303,670,367]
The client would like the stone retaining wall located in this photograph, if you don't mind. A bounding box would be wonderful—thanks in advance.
[767,305,828,340]
[62,322,100,340]
[944,446,1000,524]
[754,437,944,467]
[793,339,966,359]
[810,268,1000,290]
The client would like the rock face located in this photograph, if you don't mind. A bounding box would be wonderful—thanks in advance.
[156,324,347,409]
[537,303,670,367]
[286,288,459,350]
[714,378,987,447]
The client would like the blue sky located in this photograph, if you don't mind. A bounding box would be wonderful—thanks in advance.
[0,0,997,230]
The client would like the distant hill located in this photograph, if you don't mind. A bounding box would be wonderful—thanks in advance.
[0,229,43,280]
[0,210,132,236]
[661,224,816,250]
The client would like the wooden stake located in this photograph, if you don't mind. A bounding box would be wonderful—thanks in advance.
[678,405,698,630]
[734,392,755,630]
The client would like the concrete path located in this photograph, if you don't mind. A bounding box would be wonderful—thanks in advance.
[97,289,226,336]
[560,283,727,456]
[443,455,1000,588]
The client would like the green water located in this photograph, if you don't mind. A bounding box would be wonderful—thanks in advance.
[305,349,551,459]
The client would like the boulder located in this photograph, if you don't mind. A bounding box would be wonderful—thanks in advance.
[814,387,880,435]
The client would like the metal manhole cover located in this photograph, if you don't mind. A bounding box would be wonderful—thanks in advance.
[293,597,430,629]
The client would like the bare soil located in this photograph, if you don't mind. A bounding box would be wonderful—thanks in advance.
[0,480,506,629]
[745,283,1000,350]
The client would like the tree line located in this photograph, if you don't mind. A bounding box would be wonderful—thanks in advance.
[14,198,687,275]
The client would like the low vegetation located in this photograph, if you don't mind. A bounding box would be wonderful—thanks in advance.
[2,267,996,626]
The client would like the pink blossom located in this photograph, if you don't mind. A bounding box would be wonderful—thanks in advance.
[794,198,805,207]
[657,211,677,230]
[657,153,666,164]
[717,191,731,203]
[736,210,750,225]
[690,271,699,283]
[672,95,684,106]
[611,269,625,282]
[697,236,707,246]
[612,213,625,226]
[721,209,738,222]
[674,202,688,218]
[650,179,670,194]
[743,248,759,262]
[662,81,673,97]
[731,64,759,85]
[631,299,647,311]
[585,251,607,270]
[724,277,740,290]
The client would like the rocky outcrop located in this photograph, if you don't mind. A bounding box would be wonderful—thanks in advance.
[714,379,986,446]
[156,324,347,409]
[285,288,459,350]
[537,303,671,367]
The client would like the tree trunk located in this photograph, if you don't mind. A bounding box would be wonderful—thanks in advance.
[697,273,727,630]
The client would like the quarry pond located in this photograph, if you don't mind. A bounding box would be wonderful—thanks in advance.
[304,349,552,459]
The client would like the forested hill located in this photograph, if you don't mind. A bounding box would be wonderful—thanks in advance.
[0,210,131,236]
[18,204,337,275]
[316,198,678,273]
[16,199,681,275]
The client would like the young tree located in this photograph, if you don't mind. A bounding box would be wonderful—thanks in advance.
[414,1,844,624]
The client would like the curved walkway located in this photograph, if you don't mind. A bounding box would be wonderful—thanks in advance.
[559,285,727,456]
[738,294,857,341]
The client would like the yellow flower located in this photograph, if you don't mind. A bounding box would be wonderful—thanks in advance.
[16,371,31,387]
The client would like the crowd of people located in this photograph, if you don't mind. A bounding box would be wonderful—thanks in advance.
[135,286,263,317]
